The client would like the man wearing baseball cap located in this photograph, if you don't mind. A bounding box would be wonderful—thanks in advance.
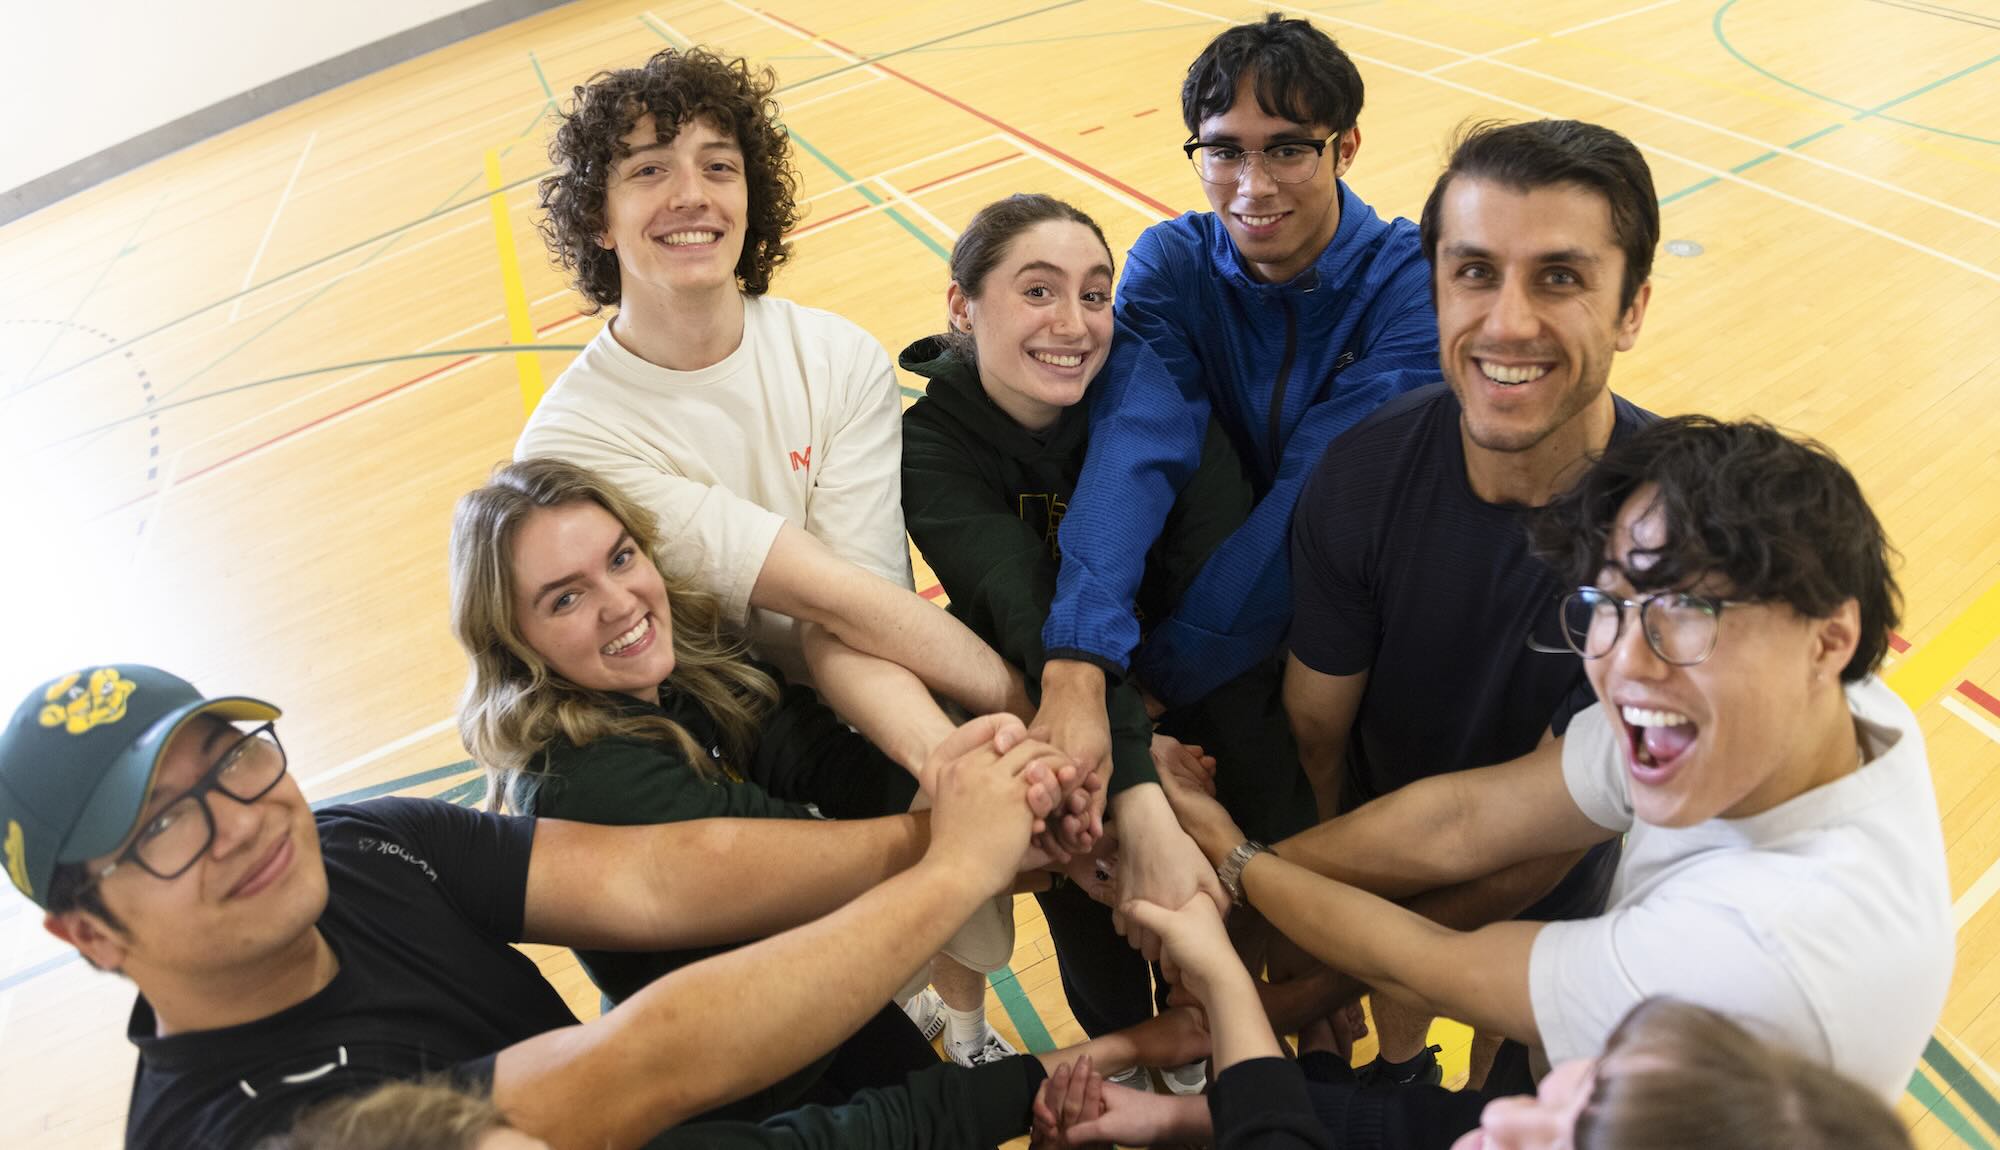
[2,664,1071,1150]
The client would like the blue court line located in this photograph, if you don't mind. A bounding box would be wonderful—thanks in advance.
[1658,123,1846,205]
[1714,0,2000,147]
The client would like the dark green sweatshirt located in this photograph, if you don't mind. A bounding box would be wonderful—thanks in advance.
[520,670,919,1122]
[899,335,1252,795]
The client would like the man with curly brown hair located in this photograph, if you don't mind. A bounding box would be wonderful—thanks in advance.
[517,48,1031,1070]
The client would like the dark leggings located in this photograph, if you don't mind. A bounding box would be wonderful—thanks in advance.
[1034,879,1168,1037]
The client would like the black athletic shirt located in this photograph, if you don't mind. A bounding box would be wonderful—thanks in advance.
[123,799,575,1149]
[1290,383,1653,802]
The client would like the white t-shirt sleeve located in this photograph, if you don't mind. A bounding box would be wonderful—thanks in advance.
[1530,897,1826,1066]
[804,333,915,590]
[1560,702,1638,832]
[516,420,783,628]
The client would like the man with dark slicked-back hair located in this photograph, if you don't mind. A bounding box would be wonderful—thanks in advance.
[1283,119,1657,1088]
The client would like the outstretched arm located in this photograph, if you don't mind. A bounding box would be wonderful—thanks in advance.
[757,523,1030,773]
[495,717,1064,1149]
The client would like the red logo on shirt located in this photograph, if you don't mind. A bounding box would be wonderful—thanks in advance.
[789,446,812,472]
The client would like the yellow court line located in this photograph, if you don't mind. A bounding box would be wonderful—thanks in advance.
[485,148,545,414]
[1889,577,2000,711]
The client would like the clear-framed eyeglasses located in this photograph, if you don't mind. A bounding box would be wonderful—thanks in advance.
[1532,587,1754,667]
[87,722,289,885]
[1182,135,1335,185]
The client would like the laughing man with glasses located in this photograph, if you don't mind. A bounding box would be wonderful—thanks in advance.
[1158,415,1953,1102]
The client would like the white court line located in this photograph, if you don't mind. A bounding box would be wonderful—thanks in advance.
[230,132,317,323]
[720,0,1172,225]
[1945,695,2000,746]
[1554,0,1683,37]
[1251,0,2000,235]
[1946,700,2000,930]
[300,716,460,793]
[875,176,961,240]
[645,9,699,47]
[1427,38,1537,75]
[803,134,1010,204]
[780,73,885,114]
[1140,0,2000,282]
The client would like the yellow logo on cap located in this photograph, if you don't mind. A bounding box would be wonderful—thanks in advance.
[4,820,28,899]
[37,668,139,736]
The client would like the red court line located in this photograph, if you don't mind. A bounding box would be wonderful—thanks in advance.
[792,201,873,236]
[536,312,585,335]
[1962,680,2000,722]
[1079,125,1104,135]
[1133,108,1158,118]
[919,583,945,600]
[761,12,1175,218]
[1890,632,1912,653]
[103,355,481,517]
[907,151,1024,193]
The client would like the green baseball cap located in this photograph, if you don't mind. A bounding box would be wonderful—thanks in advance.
[0,665,280,908]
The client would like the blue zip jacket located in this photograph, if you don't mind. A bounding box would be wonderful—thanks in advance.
[1043,181,1439,706]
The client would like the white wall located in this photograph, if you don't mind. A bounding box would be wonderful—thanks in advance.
[3,0,488,192]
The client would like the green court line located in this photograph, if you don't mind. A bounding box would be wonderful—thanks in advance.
[1928,1038,2000,1142]
[786,130,952,261]
[51,343,588,446]
[988,965,1057,1053]
[1714,0,2000,146]
[436,774,490,807]
[899,384,923,400]
[634,12,953,263]
[528,50,555,100]
[786,19,1219,58]
[21,2,1083,396]
[1911,1065,1998,1150]
[13,193,165,395]
[311,760,477,809]
[16,168,546,398]
[1658,123,1846,205]
[640,11,684,47]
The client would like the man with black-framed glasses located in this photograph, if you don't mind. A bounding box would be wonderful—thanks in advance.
[0,665,1121,1149]
[1156,415,1954,1103]
[1030,9,1438,963]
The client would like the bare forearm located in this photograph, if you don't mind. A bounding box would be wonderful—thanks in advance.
[1201,968,1286,1072]
[1241,852,1453,1007]
[524,813,930,952]
[1295,734,1346,825]
[801,622,956,775]
[498,857,987,1148]
[807,574,1024,718]
[1274,774,1482,899]
[1399,849,1584,932]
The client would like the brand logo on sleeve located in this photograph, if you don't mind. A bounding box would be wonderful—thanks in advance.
[789,445,813,472]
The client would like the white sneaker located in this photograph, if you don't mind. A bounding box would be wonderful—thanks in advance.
[945,1023,1018,1067]
[901,988,945,1042]
[1161,1059,1208,1095]
[1106,1065,1155,1092]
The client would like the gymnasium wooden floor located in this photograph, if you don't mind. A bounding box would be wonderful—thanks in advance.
[2,0,1997,1145]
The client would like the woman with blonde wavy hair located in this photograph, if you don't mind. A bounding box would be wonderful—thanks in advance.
[448,456,940,1119]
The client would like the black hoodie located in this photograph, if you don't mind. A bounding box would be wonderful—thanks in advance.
[899,336,1252,794]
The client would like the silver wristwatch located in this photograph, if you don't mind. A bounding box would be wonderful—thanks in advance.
[1216,839,1270,905]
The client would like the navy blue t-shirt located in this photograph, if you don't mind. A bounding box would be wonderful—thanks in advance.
[1290,384,1653,802]
[124,799,574,1149]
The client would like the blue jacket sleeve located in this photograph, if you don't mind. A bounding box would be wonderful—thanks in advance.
[1041,224,1213,675]
[1132,250,1438,705]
